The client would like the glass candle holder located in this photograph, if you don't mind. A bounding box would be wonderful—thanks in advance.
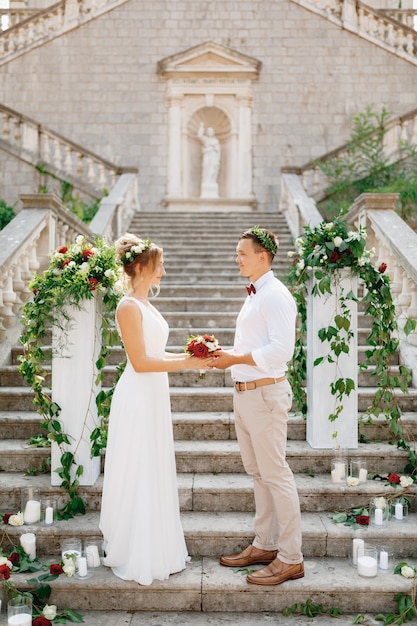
[391,498,408,522]
[21,486,41,524]
[331,458,347,484]
[84,538,103,568]
[8,596,32,625]
[41,498,57,526]
[350,537,365,567]
[370,497,390,527]
[61,538,82,564]
[74,551,93,580]
[349,459,368,484]
[19,533,36,560]
[378,546,394,573]
[357,544,378,578]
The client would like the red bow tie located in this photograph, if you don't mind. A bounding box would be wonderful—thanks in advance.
[246,283,256,295]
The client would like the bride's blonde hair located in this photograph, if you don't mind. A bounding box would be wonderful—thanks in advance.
[115,233,163,293]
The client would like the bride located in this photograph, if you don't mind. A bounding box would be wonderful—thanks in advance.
[99,233,214,585]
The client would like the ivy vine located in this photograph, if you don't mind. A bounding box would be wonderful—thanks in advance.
[18,235,121,518]
[286,214,417,472]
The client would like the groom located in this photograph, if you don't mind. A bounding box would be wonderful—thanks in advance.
[213,226,304,586]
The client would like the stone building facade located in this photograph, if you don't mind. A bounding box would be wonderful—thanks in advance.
[0,0,416,211]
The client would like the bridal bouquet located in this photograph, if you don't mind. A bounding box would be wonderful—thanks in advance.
[185,334,221,378]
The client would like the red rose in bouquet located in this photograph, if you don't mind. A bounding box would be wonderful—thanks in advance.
[185,334,221,378]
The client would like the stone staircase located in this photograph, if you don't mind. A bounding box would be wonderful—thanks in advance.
[1,211,417,622]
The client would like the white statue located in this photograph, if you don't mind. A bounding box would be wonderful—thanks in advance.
[198,122,220,198]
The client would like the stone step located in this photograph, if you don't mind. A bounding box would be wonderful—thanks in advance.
[1,501,416,561]
[1,385,416,414]
[3,361,400,389]
[6,554,416,614]
[0,438,411,475]
[1,409,417,442]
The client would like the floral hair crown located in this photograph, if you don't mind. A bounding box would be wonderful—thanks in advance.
[249,226,278,255]
[121,239,152,264]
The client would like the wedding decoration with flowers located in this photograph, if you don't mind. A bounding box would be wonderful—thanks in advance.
[0,542,83,623]
[286,214,416,473]
[185,334,221,378]
[18,235,122,517]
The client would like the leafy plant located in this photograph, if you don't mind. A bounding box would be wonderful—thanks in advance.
[0,198,16,230]
[283,598,343,617]
[286,214,416,469]
[18,235,122,517]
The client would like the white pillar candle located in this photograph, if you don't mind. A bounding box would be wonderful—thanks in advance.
[77,556,88,577]
[395,503,403,520]
[357,555,378,577]
[352,538,365,565]
[86,545,101,568]
[23,499,41,524]
[44,506,54,525]
[20,532,36,560]
[359,468,367,482]
[374,508,383,526]
[379,550,389,570]
[8,615,32,625]
[331,469,342,483]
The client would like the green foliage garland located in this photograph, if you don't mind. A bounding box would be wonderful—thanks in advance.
[18,235,121,517]
[286,215,416,469]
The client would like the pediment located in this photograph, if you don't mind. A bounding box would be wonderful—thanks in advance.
[157,41,261,79]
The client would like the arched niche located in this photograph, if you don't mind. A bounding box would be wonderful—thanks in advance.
[157,41,261,211]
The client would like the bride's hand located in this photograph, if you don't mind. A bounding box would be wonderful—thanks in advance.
[187,355,215,370]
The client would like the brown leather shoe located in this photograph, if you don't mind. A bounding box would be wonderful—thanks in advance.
[219,545,278,568]
[246,557,304,585]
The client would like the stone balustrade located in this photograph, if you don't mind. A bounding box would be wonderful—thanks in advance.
[0,8,39,30]
[0,103,135,197]
[0,172,139,353]
[291,0,417,64]
[282,107,417,201]
[0,0,129,64]
[378,9,417,32]
[279,174,417,382]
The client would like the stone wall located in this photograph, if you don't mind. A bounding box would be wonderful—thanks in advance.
[0,0,416,211]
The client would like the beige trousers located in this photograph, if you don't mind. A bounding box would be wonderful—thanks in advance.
[233,378,303,564]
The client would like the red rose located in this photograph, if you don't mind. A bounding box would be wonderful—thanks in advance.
[388,473,401,484]
[189,342,209,358]
[355,515,370,526]
[57,246,68,254]
[2,513,12,524]
[88,277,99,290]
[8,552,20,565]
[82,248,94,259]
[329,251,340,263]
[0,563,10,579]
[50,562,64,575]
[379,262,387,274]
[33,617,51,626]
[62,259,71,267]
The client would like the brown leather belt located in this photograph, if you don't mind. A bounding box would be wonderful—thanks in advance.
[234,376,286,391]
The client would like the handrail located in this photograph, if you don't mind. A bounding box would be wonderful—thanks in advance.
[0,0,130,65]
[0,172,139,354]
[290,0,417,65]
[0,102,138,198]
[283,106,417,201]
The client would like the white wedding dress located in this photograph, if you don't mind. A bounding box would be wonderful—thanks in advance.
[99,296,189,585]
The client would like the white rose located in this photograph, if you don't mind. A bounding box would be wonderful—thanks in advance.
[113,280,124,295]
[63,561,76,577]
[346,476,359,487]
[79,262,90,273]
[333,236,343,248]
[9,511,24,526]
[105,269,115,279]
[401,565,416,579]
[287,251,295,258]
[76,235,84,245]
[297,260,305,271]
[374,497,387,510]
[43,605,58,620]
[400,476,413,488]
[67,261,76,269]
[324,222,334,230]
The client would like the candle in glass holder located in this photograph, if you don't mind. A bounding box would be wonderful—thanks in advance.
[395,502,403,520]
[357,555,378,577]
[374,508,383,526]
[20,533,36,560]
[77,556,88,577]
[352,538,365,565]
[23,499,41,524]
[359,467,368,483]
[331,460,346,483]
